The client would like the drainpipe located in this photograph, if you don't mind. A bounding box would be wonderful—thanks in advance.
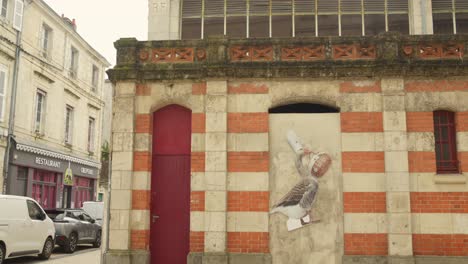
[102,155,112,263]
[3,30,22,194]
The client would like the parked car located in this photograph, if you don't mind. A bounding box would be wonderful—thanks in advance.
[0,195,55,264]
[45,209,101,253]
[82,201,104,226]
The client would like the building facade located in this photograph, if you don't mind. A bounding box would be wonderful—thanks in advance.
[106,1,468,264]
[0,0,110,209]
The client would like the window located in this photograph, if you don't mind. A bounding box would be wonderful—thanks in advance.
[65,105,73,144]
[181,0,409,38]
[32,170,57,209]
[40,24,53,59]
[34,90,46,134]
[26,200,44,220]
[13,0,23,31]
[1,0,7,18]
[91,65,99,91]
[88,117,95,152]
[433,110,459,174]
[433,0,468,34]
[69,47,79,78]
[0,66,7,121]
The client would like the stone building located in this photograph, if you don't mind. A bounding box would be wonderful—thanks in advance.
[106,0,468,263]
[0,0,110,209]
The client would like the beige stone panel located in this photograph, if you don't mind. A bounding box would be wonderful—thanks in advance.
[111,171,132,190]
[405,91,468,112]
[385,151,409,172]
[204,172,227,191]
[386,172,410,192]
[383,96,405,112]
[130,210,150,230]
[113,97,135,114]
[112,113,134,133]
[109,210,130,230]
[112,133,133,152]
[407,132,435,152]
[206,113,227,132]
[227,172,269,191]
[207,80,228,95]
[410,173,468,192]
[341,133,384,152]
[191,212,205,232]
[110,190,132,210]
[269,81,340,110]
[388,234,413,256]
[205,191,227,212]
[191,134,205,152]
[457,132,468,151]
[381,78,405,95]
[134,134,151,152]
[343,173,386,192]
[109,230,130,250]
[343,213,388,233]
[412,213,453,234]
[205,133,227,152]
[383,112,407,131]
[228,133,269,152]
[206,152,227,172]
[133,172,151,190]
[339,93,383,112]
[384,132,408,151]
[204,212,226,232]
[112,152,133,171]
[191,172,205,191]
[227,212,269,232]
[188,95,206,113]
[206,95,227,113]
[388,213,412,234]
[204,232,226,253]
[387,192,410,213]
[227,94,271,113]
[452,214,468,234]
[115,82,136,96]
[135,96,153,114]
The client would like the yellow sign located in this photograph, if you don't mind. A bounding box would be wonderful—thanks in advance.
[64,167,73,186]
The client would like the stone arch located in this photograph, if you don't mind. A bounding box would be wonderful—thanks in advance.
[269,96,340,113]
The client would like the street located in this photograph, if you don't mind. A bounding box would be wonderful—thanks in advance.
[5,246,100,264]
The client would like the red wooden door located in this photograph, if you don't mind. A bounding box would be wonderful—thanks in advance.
[151,105,191,264]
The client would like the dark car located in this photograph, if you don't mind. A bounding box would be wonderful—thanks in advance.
[45,209,101,253]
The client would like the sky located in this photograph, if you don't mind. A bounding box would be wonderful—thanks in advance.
[44,0,148,67]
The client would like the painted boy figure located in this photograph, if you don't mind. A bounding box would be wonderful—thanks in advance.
[271,130,332,231]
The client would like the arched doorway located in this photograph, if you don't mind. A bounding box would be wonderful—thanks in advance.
[151,104,191,264]
[268,102,343,264]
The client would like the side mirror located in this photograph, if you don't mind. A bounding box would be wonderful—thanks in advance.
[41,213,47,221]
[90,219,95,224]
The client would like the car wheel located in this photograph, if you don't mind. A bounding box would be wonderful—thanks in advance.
[0,244,5,264]
[64,232,78,253]
[93,231,102,248]
[38,237,54,260]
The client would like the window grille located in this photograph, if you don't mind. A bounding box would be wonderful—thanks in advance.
[433,0,468,34]
[181,0,410,39]
[433,110,459,174]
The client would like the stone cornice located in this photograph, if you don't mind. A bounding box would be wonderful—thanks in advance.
[108,33,468,82]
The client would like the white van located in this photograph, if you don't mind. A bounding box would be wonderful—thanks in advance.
[82,201,104,226]
[0,195,55,264]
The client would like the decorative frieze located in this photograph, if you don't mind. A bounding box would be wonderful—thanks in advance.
[230,46,274,62]
[281,46,325,61]
[333,44,376,60]
[403,43,464,59]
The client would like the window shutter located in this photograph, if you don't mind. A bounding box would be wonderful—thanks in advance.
[455,0,468,9]
[250,0,269,15]
[387,0,408,12]
[272,0,292,14]
[341,0,361,13]
[182,0,202,17]
[205,0,224,16]
[363,0,384,12]
[13,0,24,31]
[317,0,339,13]
[295,0,315,14]
[227,0,246,15]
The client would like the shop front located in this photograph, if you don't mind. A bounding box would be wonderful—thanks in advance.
[7,141,100,209]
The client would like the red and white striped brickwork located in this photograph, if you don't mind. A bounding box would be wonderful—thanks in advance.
[340,81,389,256]
[406,80,468,256]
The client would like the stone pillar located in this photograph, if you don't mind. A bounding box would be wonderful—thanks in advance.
[203,81,228,262]
[148,0,181,40]
[104,82,136,264]
[381,79,413,261]
[409,0,433,35]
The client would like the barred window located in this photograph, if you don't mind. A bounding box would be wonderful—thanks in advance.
[181,0,409,39]
[432,0,468,34]
[433,110,459,174]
